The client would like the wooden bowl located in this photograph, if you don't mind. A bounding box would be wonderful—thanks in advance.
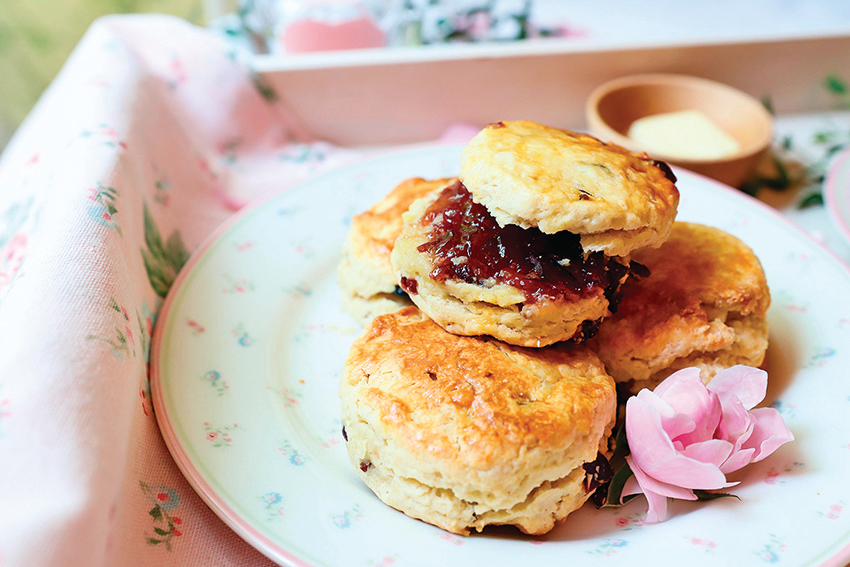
[585,74,773,188]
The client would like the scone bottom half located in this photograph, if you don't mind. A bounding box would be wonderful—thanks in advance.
[339,307,617,536]
[390,179,651,347]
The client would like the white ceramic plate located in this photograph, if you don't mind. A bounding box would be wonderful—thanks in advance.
[825,146,850,248]
[152,145,850,567]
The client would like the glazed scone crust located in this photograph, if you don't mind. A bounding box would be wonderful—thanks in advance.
[591,222,770,390]
[459,120,679,256]
[338,177,456,323]
[391,190,614,347]
[339,307,617,535]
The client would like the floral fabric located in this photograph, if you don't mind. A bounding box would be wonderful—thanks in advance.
[0,14,376,567]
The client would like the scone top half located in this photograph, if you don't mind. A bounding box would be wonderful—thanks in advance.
[460,120,680,257]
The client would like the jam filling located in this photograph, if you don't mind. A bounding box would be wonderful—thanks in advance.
[416,181,635,306]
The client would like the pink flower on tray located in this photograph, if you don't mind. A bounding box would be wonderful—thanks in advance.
[622,365,794,523]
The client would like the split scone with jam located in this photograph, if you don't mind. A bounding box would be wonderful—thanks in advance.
[339,307,617,535]
[391,120,680,347]
[338,177,457,324]
[591,222,770,393]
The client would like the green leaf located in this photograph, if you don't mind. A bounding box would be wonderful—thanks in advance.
[693,489,740,502]
[149,506,162,520]
[798,192,824,209]
[141,202,191,298]
[142,251,171,298]
[826,143,848,157]
[603,459,635,507]
[153,527,171,536]
[825,74,848,95]
[765,156,792,189]
[164,231,190,273]
[613,419,629,453]
[251,73,278,102]
[146,538,161,545]
[739,154,796,196]
[143,203,165,259]
[813,131,834,144]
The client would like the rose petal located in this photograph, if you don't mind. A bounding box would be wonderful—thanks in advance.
[642,490,670,523]
[654,367,703,398]
[656,373,722,445]
[626,456,699,500]
[663,414,698,443]
[636,389,697,441]
[626,456,695,523]
[707,365,767,410]
[626,396,728,490]
[743,407,795,462]
[635,388,675,419]
[720,447,756,474]
[637,388,696,438]
[680,438,734,468]
[716,395,756,450]
[637,379,696,439]
[622,474,642,498]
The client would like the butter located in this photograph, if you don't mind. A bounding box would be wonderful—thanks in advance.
[627,110,741,161]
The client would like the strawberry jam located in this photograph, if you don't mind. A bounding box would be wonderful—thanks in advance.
[416,181,634,306]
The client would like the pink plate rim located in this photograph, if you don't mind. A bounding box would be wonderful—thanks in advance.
[824,145,850,248]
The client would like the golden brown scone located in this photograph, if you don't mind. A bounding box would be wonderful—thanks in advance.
[339,307,617,536]
[591,222,770,392]
[391,181,633,347]
[338,177,456,323]
[460,120,680,256]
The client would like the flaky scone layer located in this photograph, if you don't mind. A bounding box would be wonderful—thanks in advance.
[339,307,616,535]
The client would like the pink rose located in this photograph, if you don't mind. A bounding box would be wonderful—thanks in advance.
[622,366,794,523]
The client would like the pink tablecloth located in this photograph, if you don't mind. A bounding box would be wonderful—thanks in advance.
[0,14,473,566]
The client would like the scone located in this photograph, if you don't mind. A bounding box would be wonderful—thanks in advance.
[339,307,617,536]
[460,120,680,255]
[591,222,770,393]
[338,177,456,323]
[390,121,679,347]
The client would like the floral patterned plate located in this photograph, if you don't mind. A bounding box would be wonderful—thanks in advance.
[151,145,850,567]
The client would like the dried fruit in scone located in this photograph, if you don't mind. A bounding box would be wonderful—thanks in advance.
[339,307,617,536]
[460,120,680,257]
[390,180,640,347]
[591,222,770,393]
[338,177,456,323]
